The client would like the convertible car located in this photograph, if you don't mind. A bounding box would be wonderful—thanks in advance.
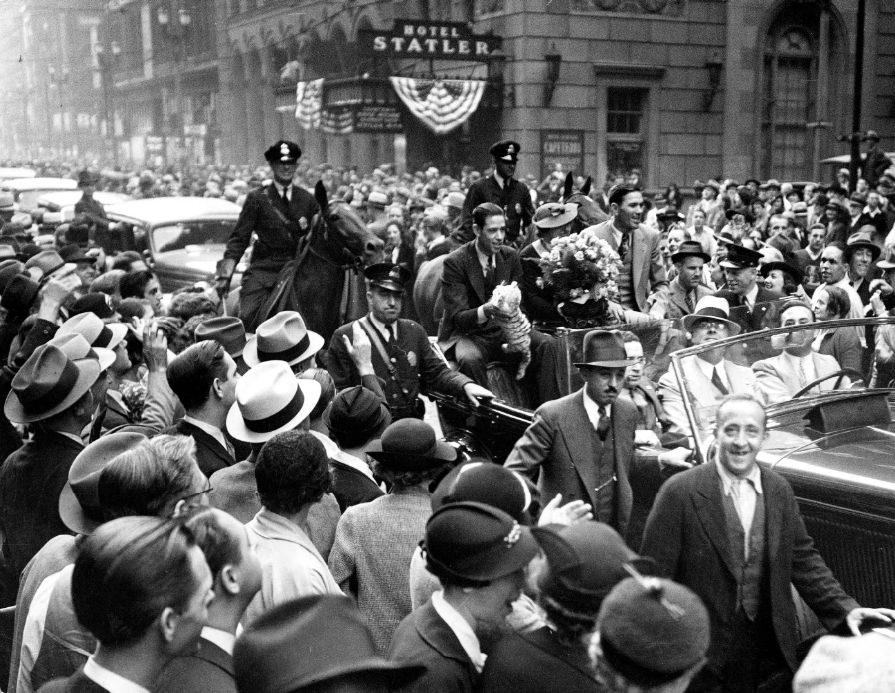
[433,310,895,611]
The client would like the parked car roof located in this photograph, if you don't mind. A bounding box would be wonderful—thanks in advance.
[37,191,132,212]
[105,197,241,227]
[1,177,78,191]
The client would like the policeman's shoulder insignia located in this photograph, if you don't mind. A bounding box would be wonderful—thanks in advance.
[299,216,308,230]
[406,350,417,367]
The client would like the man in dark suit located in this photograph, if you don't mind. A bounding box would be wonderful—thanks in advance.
[215,139,320,331]
[37,515,213,693]
[165,340,240,477]
[713,243,780,334]
[438,203,560,402]
[504,330,641,540]
[640,394,895,692]
[458,140,535,246]
[581,184,668,314]
[792,223,826,295]
[156,508,262,693]
[861,130,892,188]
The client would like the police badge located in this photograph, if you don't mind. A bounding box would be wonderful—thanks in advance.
[515,203,522,215]
[299,216,308,230]
[406,350,417,367]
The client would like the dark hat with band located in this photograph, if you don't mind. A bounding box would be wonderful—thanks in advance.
[670,240,710,264]
[364,262,411,293]
[264,139,301,165]
[324,385,391,440]
[719,243,762,269]
[574,330,637,369]
[489,139,520,162]
[366,418,457,471]
[194,316,247,359]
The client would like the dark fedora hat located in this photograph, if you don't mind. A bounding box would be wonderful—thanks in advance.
[670,240,710,264]
[59,431,147,535]
[845,227,882,262]
[0,273,40,317]
[532,521,650,615]
[0,259,25,294]
[423,501,539,584]
[194,316,247,358]
[69,292,117,320]
[724,205,753,222]
[234,595,424,693]
[574,330,637,369]
[323,385,391,440]
[4,344,102,424]
[366,418,457,471]
[719,243,763,270]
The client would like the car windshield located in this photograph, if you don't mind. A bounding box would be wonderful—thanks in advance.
[150,220,235,254]
[551,302,895,461]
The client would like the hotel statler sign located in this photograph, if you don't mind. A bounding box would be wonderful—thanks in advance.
[364,20,501,61]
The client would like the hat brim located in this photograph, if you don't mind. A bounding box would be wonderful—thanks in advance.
[277,657,426,692]
[681,313,742,336]
[93,347,116,372]
[846,242,881,261]
[760,261,803,285]
[574,358,637,369]
[323,404,391,439]
[242,331,325,368]
[718,259,758,270]
[670,249,711,264]
[534,209,577,229]
[105,323,129,350]
[226,379,322,443]
[58,482,102,535]
[429,527,540,583]
[366,439,458,471]
[877,260,895,270]
[4,357,101,424]
[369,280,405,293]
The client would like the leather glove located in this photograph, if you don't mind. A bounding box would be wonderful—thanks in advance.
[214,258,236,299]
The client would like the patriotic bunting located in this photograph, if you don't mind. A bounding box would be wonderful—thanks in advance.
[295,79,324,130]
[389,77,486,135]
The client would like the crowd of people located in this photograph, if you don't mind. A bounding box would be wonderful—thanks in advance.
[0,129,895,693]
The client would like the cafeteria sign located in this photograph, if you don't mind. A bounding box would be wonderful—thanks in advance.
[366,20,501,61]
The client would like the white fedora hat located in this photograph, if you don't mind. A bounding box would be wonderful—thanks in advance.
[58,311,128,350]
[48,332,116,372]
[243,311,324,368]
[226,360,322,443]
[681,295,741,335]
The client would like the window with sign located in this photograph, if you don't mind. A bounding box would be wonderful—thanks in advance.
[606,87,647,183]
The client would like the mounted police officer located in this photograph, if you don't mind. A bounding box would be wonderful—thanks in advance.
[458,140,535,247]
[215,140,320,331]
[327,261,492,420]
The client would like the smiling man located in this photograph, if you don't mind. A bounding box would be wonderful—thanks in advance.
[641,393,895,693]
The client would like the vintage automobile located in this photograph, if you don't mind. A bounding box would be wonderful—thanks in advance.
[433,310,895,613]
[34,190,132,217]
[0,167,37,182]
[103,197,244,292]
[0,177,78,213]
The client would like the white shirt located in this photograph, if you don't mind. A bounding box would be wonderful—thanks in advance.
[475,245,497,324]
[582,389,611,431]
[84,657,151,693]
[200,626,236,656]
[17,569,66,693]
[742,283,759,310]
[272,180,291,201]
[431,590,486,672]
[715,455,763,559]
[368,313,397,342]
[182,415,230,453]
[695,357,730,393]
[781,350,817,387]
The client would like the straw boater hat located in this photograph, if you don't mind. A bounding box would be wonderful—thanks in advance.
[226,360,322,444]
[533,202,578,230]
[243,311,323,368]
[681,295,741,335]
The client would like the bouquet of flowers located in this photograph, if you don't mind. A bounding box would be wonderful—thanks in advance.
[537,231,622,326]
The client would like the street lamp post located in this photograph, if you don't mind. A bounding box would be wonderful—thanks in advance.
[47,65,70,157]
[156,2,191,167]
[95,41,121,166]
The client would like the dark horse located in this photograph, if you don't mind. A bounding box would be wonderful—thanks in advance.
[257,181,383,345]
[413,173,606,335]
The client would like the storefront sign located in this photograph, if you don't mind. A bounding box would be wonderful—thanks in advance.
[541,131,585,180]
[353,104,403,133]
[365,20,501,61]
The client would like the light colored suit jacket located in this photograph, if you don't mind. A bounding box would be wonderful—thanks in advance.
[649,277,714,320]
[753,351,849,405]
[658,356,757,443]
[583,220,667,312]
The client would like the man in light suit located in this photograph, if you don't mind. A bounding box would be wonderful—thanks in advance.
[641,394,895,692]
[504,330,640,539]
[649,240,714,320]
[658,296,757,446]
[753,299,850,405]
[581,184,667,314]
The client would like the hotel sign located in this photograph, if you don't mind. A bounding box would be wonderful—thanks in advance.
[365,20,501,61]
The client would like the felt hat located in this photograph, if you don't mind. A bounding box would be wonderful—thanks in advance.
[533,202,578,229]
[194,316,247,358]
[877,247,895,270]
[58,244,92,264]
[532,521,648,615]
[724,206,753,222]
[363,261,411,293]
[366,418,457,472]
[0,244,17,261]
[69,292,117,320]
[704,179,722,194]
[243,311,323,368]
[431,461,532,521]
[4,344,102,424]
[444,191,466,210]
[423,501,539,584]
[0,191,14,211]
[323,385,391,441]
[845,228,882,262]
[670,240,710,264]
[862,130,881,142]
[233,595,424,693]
[48,332,116,372]
[760,261,803,286]
[366,190,391,208]
[226,360,321,443]
[574,330,637,369]
[24,250,68,280]
[681,295,741,335]
[77,170,99,188]
[264,139,301,164]
[58,312,128,350]
[719,243,763,269]
[597,577,710,687]
[489,139,520,162]
[0,259,24,293]
[0,273,40,316]
[58,431,147,534]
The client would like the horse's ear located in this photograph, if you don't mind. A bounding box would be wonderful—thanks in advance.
[563,172,573,200]
[581,176,592,196]
[314,181,329,211]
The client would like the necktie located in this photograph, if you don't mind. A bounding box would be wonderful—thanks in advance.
[711,366,729,395]
[597,404,610,440]
[387,326,397,349]
[484,256,495,292]
[281,186,289,202]
[685,292,694,312]
[798,357,810,391]
[617,233,629,261]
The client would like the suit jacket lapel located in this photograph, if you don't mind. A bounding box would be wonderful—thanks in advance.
[763,470,784,566]
[692,464,739,578]
[632,227,646,293]
[197,637,235,676]
[668,281,691,315]
[466,243,487,303]
[181,421,233,464]
[417,601,475,666]
[560,395,600,502]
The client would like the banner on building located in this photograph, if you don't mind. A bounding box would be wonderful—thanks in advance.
[295,79,324,130]
[541,131,585,181]
[389,77,485,135]
[363,20,501,61]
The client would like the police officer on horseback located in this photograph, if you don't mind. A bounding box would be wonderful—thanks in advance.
[216,139,320,331]
[327,262,493,420]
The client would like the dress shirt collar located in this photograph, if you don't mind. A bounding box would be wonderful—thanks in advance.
[743,283,759,308]
[582,388,611,431]
[273,180,291,200]
[695,356,727,386]
[715,453,763,496]
[201,626,236,656]
[182,415,229,452]
[781,350,816,382]
[493,171,507,189]
[83,657,151,693]
[431,591,486,672]
[368,312,397,341]
[475,244,494,273]
[250,508,313,548]
[53,431,85,446]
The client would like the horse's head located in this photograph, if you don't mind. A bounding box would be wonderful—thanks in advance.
[314,181,384,265]
[561,173,608,232]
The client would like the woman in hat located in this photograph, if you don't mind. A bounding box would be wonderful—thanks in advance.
[811,285,863,377]
[760,261,805,299]
[519,202,577,324]
[327,419,458,655]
